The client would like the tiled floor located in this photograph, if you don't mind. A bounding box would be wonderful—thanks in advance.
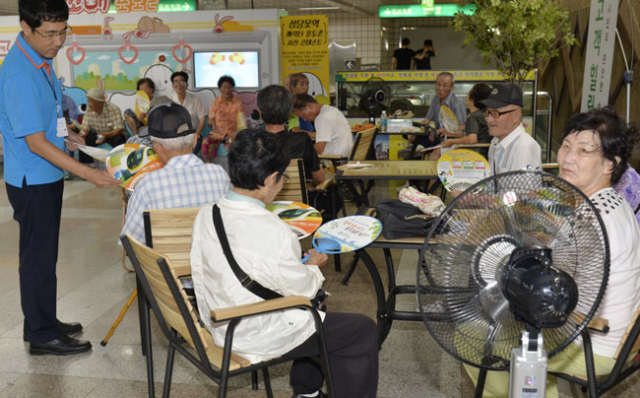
[0,179,639,397]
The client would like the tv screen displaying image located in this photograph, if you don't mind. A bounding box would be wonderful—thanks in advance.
[193,51,260,88]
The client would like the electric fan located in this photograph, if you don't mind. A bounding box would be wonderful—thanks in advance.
[417,170,610,397]
[359,77,391,122]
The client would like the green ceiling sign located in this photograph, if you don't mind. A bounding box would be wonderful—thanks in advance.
[379,4,476,18]
[422,0,435,8]
[108,0,196,13]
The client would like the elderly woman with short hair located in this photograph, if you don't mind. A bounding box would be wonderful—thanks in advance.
[467,107,640,398]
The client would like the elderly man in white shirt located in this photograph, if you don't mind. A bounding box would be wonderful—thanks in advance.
[293,94,353,158]
[479,83,541,174]
[191,129,378,398]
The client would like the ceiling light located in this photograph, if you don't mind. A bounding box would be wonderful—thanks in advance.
[297,7,340,10]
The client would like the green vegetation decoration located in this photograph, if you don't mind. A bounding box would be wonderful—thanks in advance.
[452,0,576,84]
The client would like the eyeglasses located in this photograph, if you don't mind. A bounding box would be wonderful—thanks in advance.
[173,79,187,85]
[279,173,290,183]
[34,25,72,40]
[484,108,518,119]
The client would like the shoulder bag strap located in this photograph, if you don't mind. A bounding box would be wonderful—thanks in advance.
[211,204,282,300]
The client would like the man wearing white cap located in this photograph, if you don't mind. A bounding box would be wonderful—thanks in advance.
[479,83,541,174]
[79,87,126,162]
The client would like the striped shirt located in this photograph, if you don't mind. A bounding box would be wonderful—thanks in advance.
[121,153,230,244]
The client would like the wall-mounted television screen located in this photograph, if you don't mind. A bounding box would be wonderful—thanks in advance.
[193,51,260,89]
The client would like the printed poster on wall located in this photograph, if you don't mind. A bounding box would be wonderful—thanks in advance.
[580,0,619,111]
[280,15,330,104]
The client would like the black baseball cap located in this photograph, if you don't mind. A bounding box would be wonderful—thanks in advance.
[478,83,524,108]
[140,102,194,139]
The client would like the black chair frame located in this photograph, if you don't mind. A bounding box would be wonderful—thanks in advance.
[121,235,335,398]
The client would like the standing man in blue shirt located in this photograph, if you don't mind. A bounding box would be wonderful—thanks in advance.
[0,0,120,356]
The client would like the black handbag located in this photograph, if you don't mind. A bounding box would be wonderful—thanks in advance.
[373,199,447,239]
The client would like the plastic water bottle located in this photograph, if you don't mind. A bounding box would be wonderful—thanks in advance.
[380,110,388,133]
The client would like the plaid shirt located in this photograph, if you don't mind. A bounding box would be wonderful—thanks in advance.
[121,154,230,244]
[82,101,125,133]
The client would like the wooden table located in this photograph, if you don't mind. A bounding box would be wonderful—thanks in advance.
[335,160,438,206]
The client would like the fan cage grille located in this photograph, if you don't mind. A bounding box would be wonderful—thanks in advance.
[417,171,610,371]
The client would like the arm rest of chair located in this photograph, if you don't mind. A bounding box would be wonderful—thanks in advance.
[573,311,610,333]
[210,296,313,322]
[315,178,336,191]
[318,154,345,161]
[587,316,610,333]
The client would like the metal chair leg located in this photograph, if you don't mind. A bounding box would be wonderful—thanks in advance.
[163,337,177,398]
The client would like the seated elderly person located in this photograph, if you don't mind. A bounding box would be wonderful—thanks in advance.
[258,85,324,187]
[293,94,352,158]
[121,102,229,244]
[466,107,640,398]
[124,77,155,135]
[191,129,378,398]
[79,87,126,163]
[126,95,173,147]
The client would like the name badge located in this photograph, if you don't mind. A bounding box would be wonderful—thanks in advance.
[56,117,69,137]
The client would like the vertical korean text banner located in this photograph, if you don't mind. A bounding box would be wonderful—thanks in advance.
[580,0,619,111]
[280,15,330,104]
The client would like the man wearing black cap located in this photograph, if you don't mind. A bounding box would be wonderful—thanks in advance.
[121,102,230,244]
[479,83,541,174]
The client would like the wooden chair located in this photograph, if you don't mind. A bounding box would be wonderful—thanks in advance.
[319,127,378,210]
[549,307,640,397]
[121,188,134,272]
[121,234,334,398]
[275,158,309,204]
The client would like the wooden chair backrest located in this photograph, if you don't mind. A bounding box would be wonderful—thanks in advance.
[274,158,308,204]
[126,235,207,350]
[124,235,250,371]
[143,207,201,277]
[614,307,640,360]
[350,127,376,161]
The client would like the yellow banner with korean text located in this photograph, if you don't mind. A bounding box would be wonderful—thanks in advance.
[280,15,330,104]
[336,70,536,83]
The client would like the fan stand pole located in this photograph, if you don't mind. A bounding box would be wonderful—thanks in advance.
[509,330,548,398]
[474,368,488,398]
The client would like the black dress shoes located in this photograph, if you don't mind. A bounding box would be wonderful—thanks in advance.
[23,321,83,342]
[29,334,92,356]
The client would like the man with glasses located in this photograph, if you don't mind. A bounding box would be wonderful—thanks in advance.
[170,71,206,155]
[0,0,120,356]
[478,83,541,174]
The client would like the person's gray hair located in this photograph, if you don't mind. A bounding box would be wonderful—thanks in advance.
[150,134,193,152]
[437,71,455,84]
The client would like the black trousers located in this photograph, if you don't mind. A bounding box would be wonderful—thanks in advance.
[283,312,379,398]
[6,178,64,343]
[79,131,126,163]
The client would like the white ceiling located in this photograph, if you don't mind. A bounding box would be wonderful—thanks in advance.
[0,0,465,17]
[224,0,464,17]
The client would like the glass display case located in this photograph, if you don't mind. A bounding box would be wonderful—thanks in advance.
[336,70,537,122]
[335,70,540,160]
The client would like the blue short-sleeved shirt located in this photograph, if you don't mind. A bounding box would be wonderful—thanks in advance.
[0,33,65,187]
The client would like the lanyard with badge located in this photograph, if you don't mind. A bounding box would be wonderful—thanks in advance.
[41,67,68,138]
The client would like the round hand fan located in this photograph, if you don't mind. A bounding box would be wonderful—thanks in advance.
[417,170,609,396]
[266,201,322,240]
[106,143,163,189]
[439,105,459,134]
[436,148,490,191]
[302,216,382,262]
